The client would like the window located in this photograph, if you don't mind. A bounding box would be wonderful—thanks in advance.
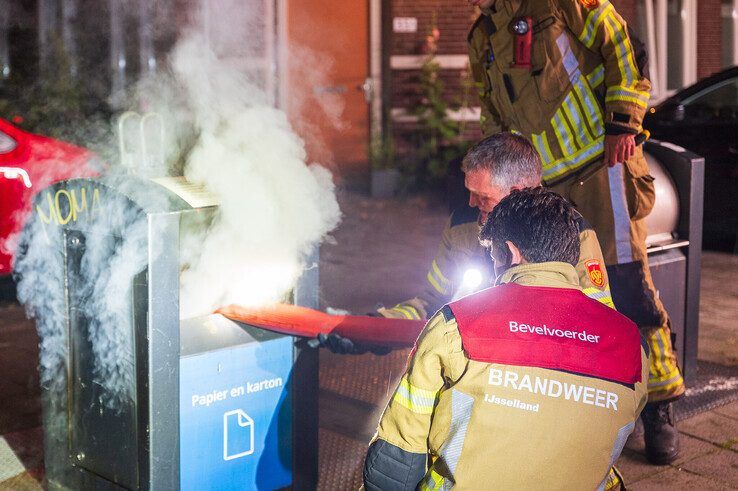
[682,77,738,122]
[636,0,697,101]
[723,0,738,68]
[0,130,16,154]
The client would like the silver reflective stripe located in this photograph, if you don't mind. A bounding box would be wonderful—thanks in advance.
[542,137,604,179]
[597,421,635,491]
[532,132,553,164]
[608,164,633,263]
[552,110,576,155]
[556,33,580,82]
[563,94,592,147]
[580,0,612,48]
[605,15,636,85]
[439,390,475,479]
[575,79,604,135]
[588,65,605,87]
[585,289,611,301]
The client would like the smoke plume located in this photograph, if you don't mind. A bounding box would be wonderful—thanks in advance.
[15,0,341,406]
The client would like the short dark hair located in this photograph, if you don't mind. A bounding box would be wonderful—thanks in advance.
[480,187,580,266]
[461,132,542,190]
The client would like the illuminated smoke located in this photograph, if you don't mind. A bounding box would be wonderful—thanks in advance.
[14,0,341,405]
[171,28,340,317]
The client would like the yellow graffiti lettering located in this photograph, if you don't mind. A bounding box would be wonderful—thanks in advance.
[71,188,87,217]
[35,192,58,225]
[54,189,74,225]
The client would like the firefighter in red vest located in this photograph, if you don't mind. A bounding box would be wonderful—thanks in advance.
[364,188,648,490]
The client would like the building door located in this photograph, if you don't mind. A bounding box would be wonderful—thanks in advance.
[283,0,370,174]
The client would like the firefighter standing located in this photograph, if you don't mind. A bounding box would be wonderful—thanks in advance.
[464,0,682,463]
[364,188,649,490]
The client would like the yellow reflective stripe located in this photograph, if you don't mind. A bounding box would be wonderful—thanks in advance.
[647,328,681,384]
[390,305,416,320]
[576,77,604,135]
[587,64,605,88]
[431,260,451,287]
[552,108,577,156]
[572,83,600,139]
[532,131,555,165]
[562,95,591,148]
[427,271,447,295]
[605,93,649,109]
[419,468,446,491]
[542,136,605,181]
[606,86,650,105]
[603,14,639,86]
[579,1,614,49]
[393,376,437,415]
[582,287,615,309]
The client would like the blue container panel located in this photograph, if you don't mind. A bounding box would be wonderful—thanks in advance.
[180,337,293,490]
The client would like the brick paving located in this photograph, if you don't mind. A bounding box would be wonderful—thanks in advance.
[0,189,736,488]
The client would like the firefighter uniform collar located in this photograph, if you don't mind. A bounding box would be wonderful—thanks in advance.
[497,262,581,290]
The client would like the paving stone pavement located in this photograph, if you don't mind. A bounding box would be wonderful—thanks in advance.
[0,189,736,489]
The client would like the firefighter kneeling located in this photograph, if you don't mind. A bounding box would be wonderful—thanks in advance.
[364,188,649,490]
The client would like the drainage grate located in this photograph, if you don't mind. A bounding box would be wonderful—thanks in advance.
[674,360,738,421]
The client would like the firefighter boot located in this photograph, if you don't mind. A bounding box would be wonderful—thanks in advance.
[642,401,680,464]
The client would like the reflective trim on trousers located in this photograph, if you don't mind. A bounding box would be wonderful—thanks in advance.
[647,328,683,391]
[418,468,447,491]
[607,164,633,264]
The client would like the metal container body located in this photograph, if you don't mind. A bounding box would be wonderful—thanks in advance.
[644,141,704,382]
[31,174,318,490]
[31,176,191,490]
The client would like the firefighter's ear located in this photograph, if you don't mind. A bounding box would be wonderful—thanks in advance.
[505,241,525,266]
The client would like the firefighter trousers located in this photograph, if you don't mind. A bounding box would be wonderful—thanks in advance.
[551,149,685,402]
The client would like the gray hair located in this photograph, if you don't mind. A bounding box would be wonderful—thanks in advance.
[461,132,542,190]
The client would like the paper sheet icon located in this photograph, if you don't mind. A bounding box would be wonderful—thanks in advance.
[223,409,255,461]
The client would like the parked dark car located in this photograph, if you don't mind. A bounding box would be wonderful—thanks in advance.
[644,66,738,251]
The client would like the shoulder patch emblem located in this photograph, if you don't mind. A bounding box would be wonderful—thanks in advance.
[585,259,606,288]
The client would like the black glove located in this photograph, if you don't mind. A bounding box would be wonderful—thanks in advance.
[316,333,391,356]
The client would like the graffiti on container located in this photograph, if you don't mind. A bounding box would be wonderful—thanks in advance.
[35,186,101,225]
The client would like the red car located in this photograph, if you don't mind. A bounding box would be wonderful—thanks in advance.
[0,118,101,281]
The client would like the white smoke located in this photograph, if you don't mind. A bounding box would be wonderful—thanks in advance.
[172,29,340,317]
[15,1,342,406]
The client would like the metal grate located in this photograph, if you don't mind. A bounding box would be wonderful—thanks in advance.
[675,360,738,421]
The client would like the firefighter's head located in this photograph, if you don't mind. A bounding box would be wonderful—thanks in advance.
[462,132,542,224]
[480,187,580,277]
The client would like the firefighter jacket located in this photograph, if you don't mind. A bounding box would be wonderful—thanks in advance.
[381,205,613,320]
[364,262,649,490]
[468,0,650,185]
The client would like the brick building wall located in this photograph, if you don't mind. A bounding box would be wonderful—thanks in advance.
[386,0,727,160]
[697,0,724,79]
